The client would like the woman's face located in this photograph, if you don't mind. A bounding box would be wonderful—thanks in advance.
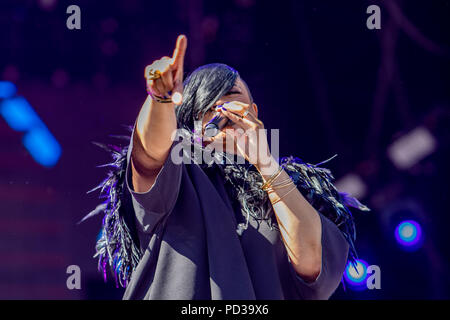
[200,77,258,155]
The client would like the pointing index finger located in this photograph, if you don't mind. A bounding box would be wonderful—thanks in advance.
[171,35,187,67]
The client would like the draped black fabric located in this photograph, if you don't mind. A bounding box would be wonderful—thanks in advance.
[121,122,349,300]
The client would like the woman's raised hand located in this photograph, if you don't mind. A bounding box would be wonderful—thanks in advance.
[145,34,187,105]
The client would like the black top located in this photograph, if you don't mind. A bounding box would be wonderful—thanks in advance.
[121,122,350,300]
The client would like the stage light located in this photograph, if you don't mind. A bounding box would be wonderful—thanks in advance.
[22,126,62,167]
[395,220,423,250]
[0,97,40,131]
[0,82,62,167]
[335,173,367,200]
[344,259,369,289]
[387,126,437,170]
[0,81,17,99]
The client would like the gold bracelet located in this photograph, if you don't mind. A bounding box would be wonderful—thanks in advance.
[146,87,173,103]
[263,179,294,192]
[272,184,298,205]
[261,165,284,191]
[151,94,173,103]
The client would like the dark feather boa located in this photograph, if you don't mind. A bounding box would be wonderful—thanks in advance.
[83,129,369,288]
[81,126,141,288]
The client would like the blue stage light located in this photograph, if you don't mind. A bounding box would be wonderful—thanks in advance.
[344,259,369,289]
[0,97,40,131]
[395,220,423,250]
[22,126,62,167]
[0,81,17,99]
[0,83,62,168]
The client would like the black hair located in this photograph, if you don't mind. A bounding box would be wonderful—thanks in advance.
[175,63,239,130]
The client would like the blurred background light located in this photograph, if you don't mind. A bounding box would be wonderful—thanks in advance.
[335,173,368,200]
[395,220,423,250]
[387,127,437,170]
[344,259,369,290]
[0,97,40,131]
[37,0,58,11]
[0,85,61,167]
[22,126,62,167]
[0,81,17,99]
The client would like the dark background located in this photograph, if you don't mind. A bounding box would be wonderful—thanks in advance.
[0,0,449,299]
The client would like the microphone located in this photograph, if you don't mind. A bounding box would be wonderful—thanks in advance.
[204,105,230,137]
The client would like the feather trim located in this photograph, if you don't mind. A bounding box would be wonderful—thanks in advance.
[82,126,142,288]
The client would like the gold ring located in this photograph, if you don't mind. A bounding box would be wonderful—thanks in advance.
[146,69,161,81]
